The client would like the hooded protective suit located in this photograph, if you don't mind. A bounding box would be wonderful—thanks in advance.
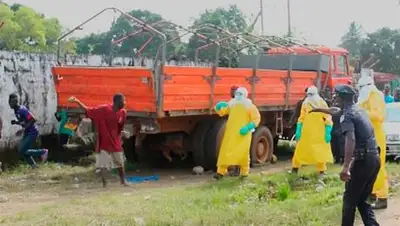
[214,87,261,176]
[356,74,388,199]
[292,86,334,171]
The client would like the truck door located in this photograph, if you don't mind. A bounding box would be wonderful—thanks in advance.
[330,54,351,87]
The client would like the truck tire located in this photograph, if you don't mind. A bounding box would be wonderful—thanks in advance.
[191,121,213,168]
[204,119,227,170]
[250,125,274,165]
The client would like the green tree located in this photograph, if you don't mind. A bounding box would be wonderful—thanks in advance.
[13,6,47,51]
[9,3,22,12]
[186,5,248,61]
[0,3,66,52]
[76,32,112,55]
[0,3,21,50]
[76,10,180,57]
[359,27,400,74]
[339,21,363,61]
[43,18,62,46]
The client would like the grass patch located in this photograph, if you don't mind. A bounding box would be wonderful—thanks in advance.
[0,161,98,193]
[1,162,400,226]
[1,172,344,226]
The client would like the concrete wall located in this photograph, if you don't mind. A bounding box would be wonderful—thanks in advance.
[0,51,211,151]
[0,51,57,150]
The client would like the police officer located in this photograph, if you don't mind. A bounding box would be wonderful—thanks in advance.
[313,84,380,226]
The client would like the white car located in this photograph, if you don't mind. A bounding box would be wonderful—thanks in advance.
[384,103,400,160]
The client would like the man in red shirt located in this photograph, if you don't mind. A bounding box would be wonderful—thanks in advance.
[68,93,128,187]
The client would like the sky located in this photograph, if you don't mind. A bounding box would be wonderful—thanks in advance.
[4,0,400,47]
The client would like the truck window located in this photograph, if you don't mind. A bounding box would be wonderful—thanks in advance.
[337,55,348,75]
[330,56,335,70]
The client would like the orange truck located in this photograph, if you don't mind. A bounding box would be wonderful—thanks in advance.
[52,9,352,169]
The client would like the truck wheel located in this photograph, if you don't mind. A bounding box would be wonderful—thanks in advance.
[250,126,274,165]
[191,121,213,168]
[204,119,227,170]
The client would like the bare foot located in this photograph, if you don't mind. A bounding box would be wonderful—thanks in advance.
[121,182,130,187]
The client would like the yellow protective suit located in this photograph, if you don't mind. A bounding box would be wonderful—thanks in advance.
[292,99,334,171]
[215,101,261,176]
[359,90,388,199]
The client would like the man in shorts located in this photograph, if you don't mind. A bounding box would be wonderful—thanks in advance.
[68,93,128,188]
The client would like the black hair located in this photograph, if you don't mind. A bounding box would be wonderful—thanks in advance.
[113,93,124,103]
[9,93,18,100]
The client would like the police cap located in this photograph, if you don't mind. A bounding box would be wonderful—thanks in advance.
[334,84,356,96]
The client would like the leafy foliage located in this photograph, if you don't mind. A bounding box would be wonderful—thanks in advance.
[76,10,180,57]
[359,28,400,74]
[339,21,363,61]
[340,22,400,74]
[0,3,73,53]
[186,5,248,61]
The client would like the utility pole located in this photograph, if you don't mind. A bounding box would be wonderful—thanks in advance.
[259,0,264,35]
[287,0,292,37]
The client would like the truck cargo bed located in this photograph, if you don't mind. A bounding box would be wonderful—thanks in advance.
[52,65,320,117]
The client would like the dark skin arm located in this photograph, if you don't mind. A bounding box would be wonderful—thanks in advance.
[340,131,355,182]
[310,107,341,116]
[68,96,88,112]
[13,117,36,136]
[54,112,61,121]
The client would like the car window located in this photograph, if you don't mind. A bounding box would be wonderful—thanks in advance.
[385,107,400,122]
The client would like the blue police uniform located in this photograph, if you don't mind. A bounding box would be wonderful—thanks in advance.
[331,113,344,164]
[335,85,380,226]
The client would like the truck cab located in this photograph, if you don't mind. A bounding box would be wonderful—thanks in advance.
[265,45,352,93]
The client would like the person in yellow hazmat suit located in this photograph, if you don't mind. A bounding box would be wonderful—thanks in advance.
[356,74,388,209]
[290,86,334,177]
[213,87,261,180]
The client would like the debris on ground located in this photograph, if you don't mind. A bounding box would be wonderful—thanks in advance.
[0,194,8,203]
[192,166,204,175]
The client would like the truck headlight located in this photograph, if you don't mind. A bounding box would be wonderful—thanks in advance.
[387,134,400,141]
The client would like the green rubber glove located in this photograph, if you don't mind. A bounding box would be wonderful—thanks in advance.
[215,101,229,111]
[325,125,333,143]
[239,122,256,136]
[295,123,303,141]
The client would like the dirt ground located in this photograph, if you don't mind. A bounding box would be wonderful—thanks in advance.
[1,160,399,225]
[373,196,400,226]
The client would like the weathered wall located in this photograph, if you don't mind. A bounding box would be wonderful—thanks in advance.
[0,51,57,150]
[0,51,211,151]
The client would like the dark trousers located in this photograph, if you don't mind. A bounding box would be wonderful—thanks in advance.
[59,134,70,146]
[331,133,344,163]
[18,133,46,167]
[342,154,380,226]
